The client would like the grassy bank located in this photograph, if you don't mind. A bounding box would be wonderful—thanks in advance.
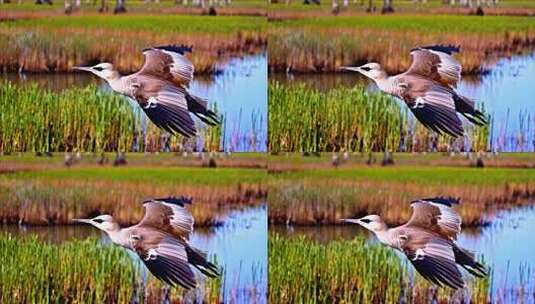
[269,234,490,303]
[0,0,266,16]
[268,152,535,171]
[0,82,223,153]
[0,234,221,303]
[0,15,266,73]
[268,15,535,73]
[0,165,267,225]
[268,83,490,152]
[0,152,267,171]
[269,166,535,226]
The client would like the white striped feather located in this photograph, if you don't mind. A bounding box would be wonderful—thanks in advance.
[161,50,194,86]
[429,202,462,237]
[429,50,462,87]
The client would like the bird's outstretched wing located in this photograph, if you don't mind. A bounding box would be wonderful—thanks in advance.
[402,231,465,290]
[405,197,461,240]
[135,82,197,137]
[139,45,194,87]
[131,231,197,289]
[401,81,464,137]
[137,197,194,240]
[406,45,461,88]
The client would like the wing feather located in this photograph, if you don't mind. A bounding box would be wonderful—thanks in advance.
[405,197,461,240]
[406,45,461,88]
[138,197,194,240]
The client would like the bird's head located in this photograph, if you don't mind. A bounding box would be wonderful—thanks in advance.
[73,63,119,82]
[341,214,387,232]
[339,62,386,81]
[73,214,119,233]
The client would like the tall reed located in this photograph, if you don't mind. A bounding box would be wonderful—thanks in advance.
[269,234,490,303]
[0,82,224,153]
[269,82,490,152]
[0,234,221,303]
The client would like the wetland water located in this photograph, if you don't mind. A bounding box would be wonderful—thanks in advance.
[2,205,267,304]
[272,206,535,302]
[1,54,267,153]
[272,52,535,152]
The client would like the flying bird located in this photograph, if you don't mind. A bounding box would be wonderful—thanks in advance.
[74,45,219,138]
[341,197,487,289]
[73,197,219,289]
[340,45,487,137]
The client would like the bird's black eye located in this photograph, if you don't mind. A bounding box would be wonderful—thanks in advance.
[360,219,371,224]
[93,219,104,224]
[361,67,371,72]
[93,67,104,72]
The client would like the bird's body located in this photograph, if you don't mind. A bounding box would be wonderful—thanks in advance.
[341,45,487,137]
[73,197,219,290]
[74,45,219,138]
[342,197,487,289]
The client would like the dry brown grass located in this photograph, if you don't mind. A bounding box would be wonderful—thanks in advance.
[269,171,535,226]
[0,177,265,225]
[268,18,535,74]
[0,19,265,73]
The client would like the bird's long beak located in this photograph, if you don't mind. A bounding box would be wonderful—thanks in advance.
[338,66,361,72]
[72,66,92,72]
[339,218,360,224]
[72,218,92,224]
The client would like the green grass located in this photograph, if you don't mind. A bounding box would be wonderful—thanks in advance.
[6,166,267,186]
[0,82,223,153]
[4,15,267,33]
[0,0,266,12]
[0,234,221,303]
[278,166,535,186]
[269,233,490,303]
[269,0,535,11]
[271,15,535,34]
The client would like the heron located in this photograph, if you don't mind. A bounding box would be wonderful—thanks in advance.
[74,45,219,138]
[73,197,219,290]
[341,197,487,289]
[340,45,487,137]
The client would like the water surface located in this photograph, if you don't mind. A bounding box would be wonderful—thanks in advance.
[272,206,535,302]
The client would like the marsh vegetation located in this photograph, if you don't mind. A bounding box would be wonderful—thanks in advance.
[268,15,535,74]
[0,234,222,303]
[269,83,489,153]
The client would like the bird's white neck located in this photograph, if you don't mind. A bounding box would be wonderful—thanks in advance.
[107,78,127,95]
[106,228,130,249]
[374,77,394,94]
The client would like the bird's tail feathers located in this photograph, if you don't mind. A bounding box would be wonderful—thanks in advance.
[454,94,488,126]
[453,245,487,278]
[185,93,220,126]
[186,245,220,278]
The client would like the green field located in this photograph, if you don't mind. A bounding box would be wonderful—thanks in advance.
[271,15,535,33]
[269,0,535,12]
[4,15,266,33]
[7,166,267,186]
